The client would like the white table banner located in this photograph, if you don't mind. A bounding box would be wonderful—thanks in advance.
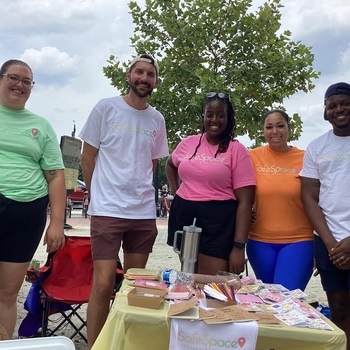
[169,319,258,350]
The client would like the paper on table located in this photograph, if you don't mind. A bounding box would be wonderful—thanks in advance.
[134,279,168,289]
[165,291,193,300]
[262,283,289,292]
[165,284,193,300]
[203,285,228,301]
[168,307,199,320]
[203,305,260,324]
[255,313,280,324]
[236,284,263,294]
[236,303,262,312]
[124,268,158,280]
[168,298,199,320]
[235,294,263,303]
[198,308,217,320]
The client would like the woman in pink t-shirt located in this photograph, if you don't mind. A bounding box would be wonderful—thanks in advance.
[166,92,256,275]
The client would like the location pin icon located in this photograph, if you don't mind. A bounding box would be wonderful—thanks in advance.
[238,337,246,348]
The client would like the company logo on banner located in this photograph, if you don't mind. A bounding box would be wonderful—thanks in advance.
[169,319,258,350]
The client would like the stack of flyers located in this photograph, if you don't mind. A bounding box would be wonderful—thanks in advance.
[292,299,322,318]
[134,279,168,290]
[235,293,263,304]
[236,284,263,294]
[263,283,289,292]
[274,309,333,330]
[258,289,287,304]
[275,309,310,326]
[255,303,279,314]
[269,298,300,313]
[305,318,334,330]
[240,275,255,285]
[281,289,307,300]
[236,303,262,312]
[165,284,193,300]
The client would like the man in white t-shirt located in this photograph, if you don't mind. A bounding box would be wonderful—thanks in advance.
[300,82,350,347]
[79,54,169,349]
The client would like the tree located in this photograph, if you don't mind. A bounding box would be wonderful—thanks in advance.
[103,0,319,148]
[157,157,167,186]
[78,162,84,181]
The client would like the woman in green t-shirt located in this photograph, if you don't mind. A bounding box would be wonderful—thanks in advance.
[0,59,66,339]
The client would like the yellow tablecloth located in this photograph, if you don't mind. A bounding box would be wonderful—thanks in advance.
[92,269,346,350]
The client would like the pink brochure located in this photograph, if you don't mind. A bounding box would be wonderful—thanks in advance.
[235,294,263,303]
[134,279,168,290]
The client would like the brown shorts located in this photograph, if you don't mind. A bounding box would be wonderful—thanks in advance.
[90,216,158,260]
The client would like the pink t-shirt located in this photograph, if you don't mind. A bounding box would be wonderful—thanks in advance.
[172,134,256,201]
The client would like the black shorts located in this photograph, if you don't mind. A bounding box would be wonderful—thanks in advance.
[314,235,350,292]
[0,195,48,263]
[167,195,238,260]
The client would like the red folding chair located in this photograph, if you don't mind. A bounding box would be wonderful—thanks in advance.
[26,236,123,343]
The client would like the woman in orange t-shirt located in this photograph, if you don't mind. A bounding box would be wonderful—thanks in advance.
[247,109,314,291]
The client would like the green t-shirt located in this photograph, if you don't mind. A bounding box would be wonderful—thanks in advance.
[0,104,64,201]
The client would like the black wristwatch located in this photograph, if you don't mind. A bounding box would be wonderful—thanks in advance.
[233,241,246,249]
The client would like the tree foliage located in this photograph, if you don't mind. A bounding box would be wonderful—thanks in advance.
[103,0,320,148]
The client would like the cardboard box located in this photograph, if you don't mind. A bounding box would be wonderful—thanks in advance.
[127,286,167,309]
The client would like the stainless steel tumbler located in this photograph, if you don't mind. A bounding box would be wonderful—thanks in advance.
[173,224,202,273]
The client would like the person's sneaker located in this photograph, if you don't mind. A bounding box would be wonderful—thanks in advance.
[317,305,331,318]
[309,301,319,308]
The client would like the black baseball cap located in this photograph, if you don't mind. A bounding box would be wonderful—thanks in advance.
[323,82,350,120]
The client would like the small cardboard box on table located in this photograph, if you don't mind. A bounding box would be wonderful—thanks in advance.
[127,286,167,309]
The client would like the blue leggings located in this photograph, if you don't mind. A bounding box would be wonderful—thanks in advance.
[246,239,314,291]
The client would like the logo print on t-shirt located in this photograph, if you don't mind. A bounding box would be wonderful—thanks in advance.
[254,164,299,175]
[31,128,38,137]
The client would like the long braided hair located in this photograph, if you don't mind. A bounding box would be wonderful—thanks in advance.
[190,94,236,159]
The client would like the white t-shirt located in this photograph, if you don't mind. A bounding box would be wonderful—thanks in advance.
[79,96,169,219]
[300,130,350,241]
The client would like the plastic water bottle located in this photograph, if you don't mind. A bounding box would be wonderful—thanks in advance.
[157,268,194,286]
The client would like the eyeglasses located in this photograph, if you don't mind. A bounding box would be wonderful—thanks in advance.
[1,74,35,87]
[205,92,231,101]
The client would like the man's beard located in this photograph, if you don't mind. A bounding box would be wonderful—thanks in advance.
[129,81,153,98]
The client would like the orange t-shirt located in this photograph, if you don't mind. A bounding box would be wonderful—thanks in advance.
[249,145,313,243]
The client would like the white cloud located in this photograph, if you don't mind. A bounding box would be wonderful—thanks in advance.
[280,0,350,38]
[1,0,138,139]
[21,47,79,78]
[339,45,350,70]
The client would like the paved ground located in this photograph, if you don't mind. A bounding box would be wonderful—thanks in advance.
[14,210,329,349]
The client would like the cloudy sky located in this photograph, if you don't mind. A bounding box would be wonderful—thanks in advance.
[1,0,350,149]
